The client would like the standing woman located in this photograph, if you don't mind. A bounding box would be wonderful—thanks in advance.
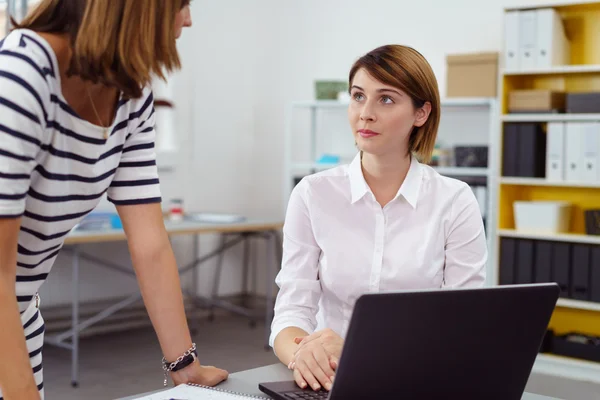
[0,1,228,399]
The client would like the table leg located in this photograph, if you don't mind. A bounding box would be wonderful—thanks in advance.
[209,234,227,321]
[71,246,80,388]
[264,231,275,350]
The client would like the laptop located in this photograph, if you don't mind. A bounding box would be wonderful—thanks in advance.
[259,283,559,400]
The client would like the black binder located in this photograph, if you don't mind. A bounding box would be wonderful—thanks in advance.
[591,246,600,303]
[517,123,546,178]
[500,238,517,285]
[552,242,572,298]
[516,239,535,284]
[534,241,553,283]
[571,244,591,301]
[502,124,519,177]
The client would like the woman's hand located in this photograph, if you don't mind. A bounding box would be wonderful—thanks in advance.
[289,328,344,391]
[170,361,229,387]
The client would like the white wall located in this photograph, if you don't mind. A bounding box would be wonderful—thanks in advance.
[42,0,582,307]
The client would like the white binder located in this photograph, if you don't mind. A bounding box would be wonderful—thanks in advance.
[519,10,538,70]
[581,122,600,182]
[565,122,585,182]
[536,8,570,69]
[546,122,565,181]
[504,11,521,71]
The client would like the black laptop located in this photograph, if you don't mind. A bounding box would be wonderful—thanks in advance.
[259,283,559,400]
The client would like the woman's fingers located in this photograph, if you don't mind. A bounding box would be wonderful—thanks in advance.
[312,347,336,384]
[293,367,307,389]
[295,360,320,391]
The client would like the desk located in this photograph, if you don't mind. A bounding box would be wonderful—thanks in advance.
[44,218,283,388]
[118,363,562,400]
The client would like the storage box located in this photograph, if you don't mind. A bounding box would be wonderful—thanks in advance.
[446,52,499,97]
[513,201,571,233]
[508,90,566,113]
[552,332,600,363]
[585,209,600,235]
[566,92,600,113]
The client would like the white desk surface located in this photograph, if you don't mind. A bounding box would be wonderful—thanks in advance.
[65,217,284,245]
[117,363,562,399]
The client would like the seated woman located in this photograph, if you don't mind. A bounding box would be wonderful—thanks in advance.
[270,44,488,392]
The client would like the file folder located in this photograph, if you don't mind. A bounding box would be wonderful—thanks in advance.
[571,244,591,300]
[552,242,571,298]
[500,238,517,285]
[516,239,535,284]
[536,8,570,69]
[565,122,585,182]
[546,122,565,181]
[535,241,554,283]
[519,10,538,70]
[591,246,600,303]
[504,11,521,71]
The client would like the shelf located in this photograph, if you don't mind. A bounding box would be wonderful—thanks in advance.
[291,100,349,108]
[440,98,494,107]
[557,299,600,312]
[433,167,489,177]
[533,353,600,384]
[497,229,600,245]
[291,162,341,171]
[503,64,600,76]
[502,113,600,122]
[499,177,600,188]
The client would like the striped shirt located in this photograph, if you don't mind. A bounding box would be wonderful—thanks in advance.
[0,29,162,397]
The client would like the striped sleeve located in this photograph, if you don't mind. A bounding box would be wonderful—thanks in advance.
[0,50,47,217]
[107,90,162,206]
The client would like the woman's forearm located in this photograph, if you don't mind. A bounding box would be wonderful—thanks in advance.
[131,241,193,362]
[273,327,309,366]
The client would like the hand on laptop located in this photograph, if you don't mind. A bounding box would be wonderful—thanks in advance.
[289,328,344,391]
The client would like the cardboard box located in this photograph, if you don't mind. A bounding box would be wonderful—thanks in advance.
[508,90,566,113]
[446,52,499,97]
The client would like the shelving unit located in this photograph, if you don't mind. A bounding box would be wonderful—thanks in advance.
[496,0,600,383]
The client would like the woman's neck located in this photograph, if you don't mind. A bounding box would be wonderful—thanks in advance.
[361,151,411,207]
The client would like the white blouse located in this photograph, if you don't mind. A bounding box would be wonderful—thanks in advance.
[270,153,487,346]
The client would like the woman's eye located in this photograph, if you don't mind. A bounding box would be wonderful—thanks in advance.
[353,93,364,102]
[381,96,394,104]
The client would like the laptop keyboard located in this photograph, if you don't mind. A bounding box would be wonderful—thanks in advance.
[283,390,329,399]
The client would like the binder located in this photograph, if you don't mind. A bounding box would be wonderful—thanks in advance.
[502,124,520,176]
[504,11,521,71]
[546,122,565,181]
[516,239,535,284]
[519,10,538,70]
[534,241,554,283]
[581,122,600,182]
[571,244,591,300]
[500,238,517,285]
[518,123,546,177]
[536,8,570,69]
[565,122,585,182]
[591,246,600,303]
[552,242,571,298]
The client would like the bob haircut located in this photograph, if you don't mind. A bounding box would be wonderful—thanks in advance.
[349,45,441,164]
[12,0,190,99]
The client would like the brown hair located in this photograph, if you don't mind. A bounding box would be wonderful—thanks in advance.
[12,0,190,99]
[349,45,440,163]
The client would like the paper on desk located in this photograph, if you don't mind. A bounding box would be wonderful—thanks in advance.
[133,383,263,400]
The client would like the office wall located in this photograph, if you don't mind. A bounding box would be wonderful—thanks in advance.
[42,0,582,307]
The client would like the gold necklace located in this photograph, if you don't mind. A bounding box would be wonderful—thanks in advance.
[86,87,109,140]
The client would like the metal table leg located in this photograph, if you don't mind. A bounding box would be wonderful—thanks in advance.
[264,231,275,350]
[71,246,80,388]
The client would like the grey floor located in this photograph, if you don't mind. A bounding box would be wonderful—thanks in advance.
[42,313,600,400]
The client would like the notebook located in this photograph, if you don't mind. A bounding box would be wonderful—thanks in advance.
[134,383,269,400]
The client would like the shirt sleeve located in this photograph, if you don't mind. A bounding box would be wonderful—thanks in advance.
[270,178,323,348]
[0,50,47,217]
[442,183,488,288]
[107,91,162,206]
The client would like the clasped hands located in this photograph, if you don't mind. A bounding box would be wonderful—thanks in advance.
[288,328,344,392]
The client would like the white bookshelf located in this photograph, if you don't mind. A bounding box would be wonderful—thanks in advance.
[503,64,600,76]
[498,229,600,245]
[433,167,489,177]
[502,113,600,122]
[557,299,600,312]
[499,177,600,188]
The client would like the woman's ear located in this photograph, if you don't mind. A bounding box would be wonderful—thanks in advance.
[414,101,432,128]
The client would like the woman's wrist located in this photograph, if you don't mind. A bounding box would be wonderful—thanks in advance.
[162,342,198,386]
